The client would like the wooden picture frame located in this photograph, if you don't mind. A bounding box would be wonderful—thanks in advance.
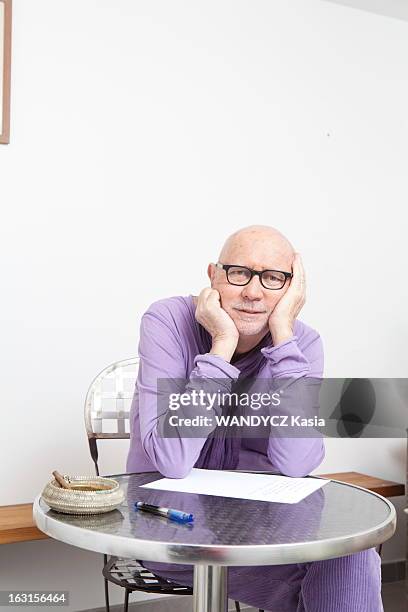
[0,0,11,144]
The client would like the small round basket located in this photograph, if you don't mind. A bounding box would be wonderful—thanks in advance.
[41,475,125,515]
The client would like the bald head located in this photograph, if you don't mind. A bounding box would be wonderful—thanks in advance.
[218,225,294,269]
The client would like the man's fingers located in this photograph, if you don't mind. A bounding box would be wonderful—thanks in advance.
[198,287,213,302]
[206,289,221,308]
[198,287,211,299]
[198,287,221,308]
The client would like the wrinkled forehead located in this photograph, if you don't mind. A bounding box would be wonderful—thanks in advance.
[219,232,294,270]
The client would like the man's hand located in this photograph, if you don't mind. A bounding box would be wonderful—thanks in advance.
[268,253,306,346]
[195,288,239,362]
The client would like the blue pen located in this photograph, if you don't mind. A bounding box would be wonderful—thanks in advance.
[134,502,194,523]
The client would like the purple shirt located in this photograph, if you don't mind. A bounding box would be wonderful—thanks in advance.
[126,295,325,478]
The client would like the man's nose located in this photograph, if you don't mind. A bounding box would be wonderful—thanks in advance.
[241,275,264,300]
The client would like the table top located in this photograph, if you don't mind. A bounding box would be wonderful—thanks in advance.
[33,471,396,566]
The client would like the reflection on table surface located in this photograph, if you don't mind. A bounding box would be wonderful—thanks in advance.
[39,472,392,548]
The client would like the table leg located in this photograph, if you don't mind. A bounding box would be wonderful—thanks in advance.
[193,565,228,612]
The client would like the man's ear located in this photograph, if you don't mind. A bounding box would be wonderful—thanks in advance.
[207,263,215,284]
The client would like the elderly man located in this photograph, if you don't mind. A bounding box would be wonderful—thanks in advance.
[126,225,383,611]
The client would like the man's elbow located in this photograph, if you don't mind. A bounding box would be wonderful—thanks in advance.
[271,442,325,478]
[147,453,192,479]
[278,465,313,478]
[158,464,191,479]
[142,437,192,479]
[275,465,309,478]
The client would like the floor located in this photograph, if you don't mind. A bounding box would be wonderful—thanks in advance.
[381,581,406,612]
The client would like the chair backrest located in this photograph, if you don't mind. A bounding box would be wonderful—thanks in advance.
[84,357,139,475]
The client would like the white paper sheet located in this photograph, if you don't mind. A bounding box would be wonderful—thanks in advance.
[141,468,330,504]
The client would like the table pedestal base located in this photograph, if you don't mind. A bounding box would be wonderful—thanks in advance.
[193,565,228,612]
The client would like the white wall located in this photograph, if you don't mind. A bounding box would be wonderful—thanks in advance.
[325,0,408,21]
[1,0,407,608]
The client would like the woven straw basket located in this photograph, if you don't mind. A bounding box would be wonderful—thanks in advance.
[41,475,125,515]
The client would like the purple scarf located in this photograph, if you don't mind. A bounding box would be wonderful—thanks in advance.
[194,330,272,471]
[194,389,242,470]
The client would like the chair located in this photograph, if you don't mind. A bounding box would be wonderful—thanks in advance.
[84,358,254,612]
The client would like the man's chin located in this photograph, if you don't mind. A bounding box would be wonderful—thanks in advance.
[234,320,269,337]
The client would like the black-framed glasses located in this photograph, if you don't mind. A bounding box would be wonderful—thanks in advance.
[216,262,292,290]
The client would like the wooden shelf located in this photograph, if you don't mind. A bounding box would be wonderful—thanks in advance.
[317,471,405,498]
[0,504,48,545]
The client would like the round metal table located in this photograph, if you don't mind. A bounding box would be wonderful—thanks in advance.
[33,472,396,612]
